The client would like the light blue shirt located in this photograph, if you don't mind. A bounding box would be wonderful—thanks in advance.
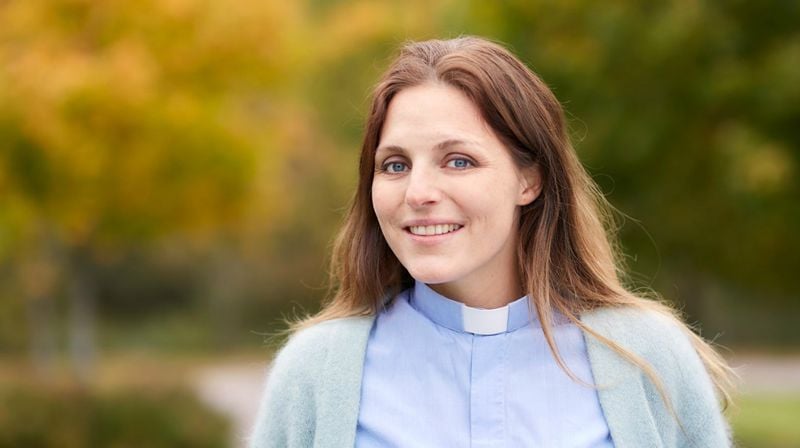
[355,281,614,447]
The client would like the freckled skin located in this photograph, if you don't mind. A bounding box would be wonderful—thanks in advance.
[371,83,542,308]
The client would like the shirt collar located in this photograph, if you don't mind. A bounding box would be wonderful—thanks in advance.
[409,281,537,335]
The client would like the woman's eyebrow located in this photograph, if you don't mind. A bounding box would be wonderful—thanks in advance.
[375,138,481,156]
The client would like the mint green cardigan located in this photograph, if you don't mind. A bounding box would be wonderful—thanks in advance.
[249,306,731,447]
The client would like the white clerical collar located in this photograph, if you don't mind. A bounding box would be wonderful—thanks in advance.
[410,281,536,335]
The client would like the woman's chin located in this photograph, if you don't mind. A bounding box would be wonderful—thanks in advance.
[406,268,458,286]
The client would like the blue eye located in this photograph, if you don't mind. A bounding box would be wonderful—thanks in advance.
[446,158,473,169]
[384,161,408,173]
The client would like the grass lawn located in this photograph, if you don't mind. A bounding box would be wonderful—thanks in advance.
[732,393,800,448]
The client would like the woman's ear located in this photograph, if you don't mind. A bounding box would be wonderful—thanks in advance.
[517,163,543,206]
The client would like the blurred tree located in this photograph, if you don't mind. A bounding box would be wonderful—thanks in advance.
[0,0,311,378]
[1,0,797,356]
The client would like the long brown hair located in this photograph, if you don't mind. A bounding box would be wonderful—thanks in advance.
[294,36,734,411]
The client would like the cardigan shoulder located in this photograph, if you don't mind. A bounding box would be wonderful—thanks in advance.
[248,316,375,448]
[272,316,375,377]
[581,306,697,371]
[581,306,730,447]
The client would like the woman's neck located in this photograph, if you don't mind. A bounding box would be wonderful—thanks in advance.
[427,272,524,309]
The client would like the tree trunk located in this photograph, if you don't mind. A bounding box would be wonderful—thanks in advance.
[26,294,57,379]
[68,250,97,385]
[22,227,61,380]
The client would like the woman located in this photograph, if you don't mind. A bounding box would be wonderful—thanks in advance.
[249,36,735,447]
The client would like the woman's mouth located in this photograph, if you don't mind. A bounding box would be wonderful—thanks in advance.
[405,224,463,236]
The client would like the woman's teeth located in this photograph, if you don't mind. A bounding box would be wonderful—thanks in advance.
[408,224,462,236]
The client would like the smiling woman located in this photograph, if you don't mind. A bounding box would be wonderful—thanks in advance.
[249,36,736,448]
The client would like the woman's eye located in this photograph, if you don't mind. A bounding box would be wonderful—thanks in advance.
[383,161,408,173]
[446,158,473,169]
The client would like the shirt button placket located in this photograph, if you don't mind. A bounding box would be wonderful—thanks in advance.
[469,334,506,448]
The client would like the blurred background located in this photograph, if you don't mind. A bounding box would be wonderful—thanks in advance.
[0,0,798,446]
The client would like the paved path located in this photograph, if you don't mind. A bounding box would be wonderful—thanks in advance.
[192,360,268,448]
[727,355,800,394]
[192,355,800,447]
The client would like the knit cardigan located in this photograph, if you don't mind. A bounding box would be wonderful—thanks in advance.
[248,306,731,448]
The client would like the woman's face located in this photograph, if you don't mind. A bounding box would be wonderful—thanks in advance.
[371,82,541,304]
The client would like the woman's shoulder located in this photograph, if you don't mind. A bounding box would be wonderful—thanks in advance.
[270,316,376,376]
[580,306,730,444]
[580,304,696,363]
[250,316,376,447]
[579,304,717,397]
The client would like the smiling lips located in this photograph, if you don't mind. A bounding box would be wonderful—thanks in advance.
[406,224,463,236]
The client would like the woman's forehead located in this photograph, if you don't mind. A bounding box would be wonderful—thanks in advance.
[379,84,499,151]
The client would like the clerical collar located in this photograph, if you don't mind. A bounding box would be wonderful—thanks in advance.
[410,281,537,335]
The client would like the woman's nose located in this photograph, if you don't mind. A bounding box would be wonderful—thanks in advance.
[404,168,442,208]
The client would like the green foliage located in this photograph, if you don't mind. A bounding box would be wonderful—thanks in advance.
[0,0,797,350]
[0,384,229,448]
[0,0,269,247]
